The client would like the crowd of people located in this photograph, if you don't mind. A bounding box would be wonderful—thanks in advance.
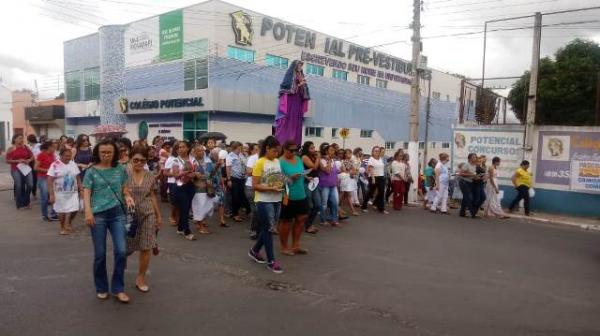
[4,132,533,303]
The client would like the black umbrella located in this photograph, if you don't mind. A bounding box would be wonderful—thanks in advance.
[197,132,227,142]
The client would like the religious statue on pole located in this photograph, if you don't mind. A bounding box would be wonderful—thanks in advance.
[273,60,311,145]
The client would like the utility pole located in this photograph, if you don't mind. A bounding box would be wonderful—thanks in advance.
[523,12,542,162]
[408,0,422,203]
[423,76,432,171]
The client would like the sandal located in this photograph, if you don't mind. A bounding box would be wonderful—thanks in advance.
[59,230,69,236]
[233,216,244,223]
[305,227,319,234]
[169,218,177,226]
[220,222,230,228]
[281,249,295,256]
[136,284,150,293]
[114,292,130,304]
[96,293,109,300]
[293,248,308,255]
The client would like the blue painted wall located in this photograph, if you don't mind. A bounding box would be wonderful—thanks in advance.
[500,185,600,218]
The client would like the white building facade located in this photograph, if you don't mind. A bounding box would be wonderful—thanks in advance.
[64,0,461,159]
[0,84,13,152]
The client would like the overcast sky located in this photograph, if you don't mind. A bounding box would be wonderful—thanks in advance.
[1,0,599,98]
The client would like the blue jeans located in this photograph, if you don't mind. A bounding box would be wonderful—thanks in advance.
[90,206,127,294]
[320,186,339,222]
[11,170,33,209]
[304,184,322,229]
[175,183,195,235]
[37,178,56,218]
[252,202,281,263]
[459,180,477,217]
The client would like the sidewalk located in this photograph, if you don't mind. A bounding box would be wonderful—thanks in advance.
[509,212,600,232]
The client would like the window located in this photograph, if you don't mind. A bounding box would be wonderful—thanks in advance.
[83,67,100,101]
[184,58,208,91]
[385,142,395,150]
[419,141,425,149]
[360,129,373,138]
[65,71,81,102]
[332,69,348,81]
[265,54,289,69]
[331,128,339,138]
[183,112,209,142]
[446,94,450,102]
[403,142,409,150]
[432,91,441,101]
[430,142,436,149]
[227,46,255,63]
[305,127,323,137]
[305,63,324,76]
[376,79,388,89]
[357,75,370,86]
[442,142,450,149]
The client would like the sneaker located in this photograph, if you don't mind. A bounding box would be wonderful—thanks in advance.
[49,216,59,222]
[361,209,369,213]
[176,230,185,236]
[267,261,283,274]
[248,249,267,264]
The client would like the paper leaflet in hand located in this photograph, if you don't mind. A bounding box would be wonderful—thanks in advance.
[16,163,32,176]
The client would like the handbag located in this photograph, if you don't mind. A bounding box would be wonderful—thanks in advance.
[90,167,139,238]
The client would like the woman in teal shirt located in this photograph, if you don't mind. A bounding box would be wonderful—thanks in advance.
[83,139,135,303]
[278,140,309,256]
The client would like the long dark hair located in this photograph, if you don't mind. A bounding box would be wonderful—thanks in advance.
[319,142,330,156]
[75,133,89,149]
[259,136,280,157]
[92,139,119,167]
[301,141,314,157]
[11,134,23,145]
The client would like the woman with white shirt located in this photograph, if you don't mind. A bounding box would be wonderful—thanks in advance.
[430,153,451,214]
[391,150,408,210]
[361,146,388,214]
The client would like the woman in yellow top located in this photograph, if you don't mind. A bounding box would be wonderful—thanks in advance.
[509,160,532,216]
[247,136,285,274]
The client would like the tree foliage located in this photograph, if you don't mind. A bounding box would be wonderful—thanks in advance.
[508,39,600,125]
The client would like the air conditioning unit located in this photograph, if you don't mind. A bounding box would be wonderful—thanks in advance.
[418,55,428,70]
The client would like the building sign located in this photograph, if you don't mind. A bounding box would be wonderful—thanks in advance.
[125,97,204,111]
[159,10,183,62]
[258,16,412,83]
[570,161,600,193]
[124,16,159,67]
[452,129,524,180]
[536,131,600,186]
[301,51,411,85]
[230,11,253,46]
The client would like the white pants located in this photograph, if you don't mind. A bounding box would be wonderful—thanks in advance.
[426,187,437,204]
[430,183,449,212]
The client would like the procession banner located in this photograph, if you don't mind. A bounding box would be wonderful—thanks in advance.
[536,131,600,186]
[452,129,524,181]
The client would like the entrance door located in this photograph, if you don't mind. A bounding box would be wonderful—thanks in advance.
[0,122,5,152]
[183,112,208,142]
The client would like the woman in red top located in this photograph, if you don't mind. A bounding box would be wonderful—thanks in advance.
[6,134,34,209]
[35,141,59,221]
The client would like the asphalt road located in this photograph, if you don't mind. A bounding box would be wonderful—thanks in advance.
[1,190,599,336]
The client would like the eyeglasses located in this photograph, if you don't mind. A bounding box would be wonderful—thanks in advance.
[132,158,147,164]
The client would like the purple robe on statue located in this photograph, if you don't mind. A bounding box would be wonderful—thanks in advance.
[274,60,310,145]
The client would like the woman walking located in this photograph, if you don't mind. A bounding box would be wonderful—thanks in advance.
[390,150,408,210]
[301,141,321,234]
[207,148,227,227]
[191,145,214,235]
[164,142,179,226]
[35,141,59,221]
[126,146,163,293]
[48,148,81,235]
[278,140,309,256]
[509,160,532,216]
[403,153,413,206]
[172,141,197,241]
[248,136,285,274]
[430,153,451,214]
[319,143,341,227]
[83,139,135,303]
[483,157,509,219]
[423,158,438,209]
[74,134,93,179]
[340,149,358,216]
[6,134,34,210]
[362,146,387,214]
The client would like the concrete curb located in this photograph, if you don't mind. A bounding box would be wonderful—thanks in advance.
[509,214,600,232]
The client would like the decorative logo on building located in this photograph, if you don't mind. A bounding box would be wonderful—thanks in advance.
[119,98,129,113]
[230,11,253,46]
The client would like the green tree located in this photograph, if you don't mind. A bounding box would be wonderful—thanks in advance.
[508,38,600,125]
